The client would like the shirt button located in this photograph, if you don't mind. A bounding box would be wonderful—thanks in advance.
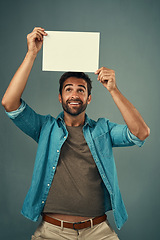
[53,167,55,170]
[47,184,50,187]
[42,201,44,204]
[57,150,59,153]
[64,136,66,139]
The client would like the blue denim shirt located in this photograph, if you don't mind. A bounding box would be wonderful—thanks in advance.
[6,100,144,230]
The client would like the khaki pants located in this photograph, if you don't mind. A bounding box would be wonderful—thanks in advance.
[31,219,119,240]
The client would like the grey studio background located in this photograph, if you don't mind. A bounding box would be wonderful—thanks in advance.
[0,0,159,239]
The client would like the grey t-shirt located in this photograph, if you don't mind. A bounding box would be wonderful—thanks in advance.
[43,125,105,217]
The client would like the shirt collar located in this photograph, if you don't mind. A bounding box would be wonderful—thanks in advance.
[56,111,93,127]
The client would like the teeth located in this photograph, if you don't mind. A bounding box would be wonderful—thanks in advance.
[70,102,79,105]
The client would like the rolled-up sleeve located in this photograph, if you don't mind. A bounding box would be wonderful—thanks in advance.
[5,100,26,119]
[5,99,50,143]
[108,121,145,147]
[126,128,145,147]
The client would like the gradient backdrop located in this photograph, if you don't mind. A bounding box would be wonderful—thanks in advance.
[0,0,159,239]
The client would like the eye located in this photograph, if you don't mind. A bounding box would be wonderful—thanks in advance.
[66,88,71,92]
[78,89,84,93]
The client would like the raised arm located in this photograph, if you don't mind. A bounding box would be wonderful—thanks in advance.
[1,27,47,112]
[95,67,150,141]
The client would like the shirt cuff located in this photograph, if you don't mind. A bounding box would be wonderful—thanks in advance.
[5,100,26,119]
[127,128,145,147]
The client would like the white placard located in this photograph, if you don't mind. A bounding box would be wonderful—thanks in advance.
[42,31,100,72]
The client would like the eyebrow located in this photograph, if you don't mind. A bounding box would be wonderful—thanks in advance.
[64,84,86,90]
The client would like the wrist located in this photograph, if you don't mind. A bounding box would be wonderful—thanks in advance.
[109,86,119,96]
[26,51,37,61]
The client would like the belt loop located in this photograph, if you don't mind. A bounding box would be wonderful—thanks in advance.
[90,218,93,228]
[61,220,64,230]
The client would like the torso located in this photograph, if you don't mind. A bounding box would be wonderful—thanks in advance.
[43,125,105,219]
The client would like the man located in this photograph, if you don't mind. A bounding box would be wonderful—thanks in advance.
[2,27,150,239]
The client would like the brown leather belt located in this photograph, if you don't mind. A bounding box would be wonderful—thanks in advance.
[43,214,107,230]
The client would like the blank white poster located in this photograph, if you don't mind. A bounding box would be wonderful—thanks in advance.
[42,31,100,72]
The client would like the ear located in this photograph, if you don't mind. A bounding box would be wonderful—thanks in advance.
[59,93,62,103]
[87,94,92,105]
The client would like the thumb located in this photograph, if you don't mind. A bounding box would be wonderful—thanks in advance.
[95,67,103,75]
[95,69,100,74]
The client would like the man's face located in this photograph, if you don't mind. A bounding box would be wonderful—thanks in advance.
[59,77,91,116]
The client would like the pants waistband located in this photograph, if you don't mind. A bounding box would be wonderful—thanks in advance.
[42,214,107,230]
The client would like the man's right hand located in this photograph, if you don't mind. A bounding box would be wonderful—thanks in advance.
[27,27,48,56]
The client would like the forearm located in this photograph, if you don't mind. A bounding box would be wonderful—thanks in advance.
[2,27,47,112]
[2,52,36,111]
[110,87,150,140]
[95,67,150,140]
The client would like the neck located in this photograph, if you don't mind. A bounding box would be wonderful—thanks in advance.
[64,111,86,126]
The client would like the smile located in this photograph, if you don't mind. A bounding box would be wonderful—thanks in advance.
[69,102,81,105]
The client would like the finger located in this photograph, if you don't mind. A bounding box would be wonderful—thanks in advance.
[29,31,43,41]
[98,71,111,78]
[95,69,100,75]
[96,67,115,76]
[37,29,48,36]
[95,67,106,74]
[100,77,113,85]
[102,76,112,82]
[98,71,111,81]
[33,32,43,41]
[101,74,111,80]
[99,76,110,83]
[34,29,47,38]
[33,27,48,37]
[99,70,115,78]
[98,75,109,82]
[33,27,45,32]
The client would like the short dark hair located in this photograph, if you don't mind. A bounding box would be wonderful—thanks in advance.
[59,72,92,96]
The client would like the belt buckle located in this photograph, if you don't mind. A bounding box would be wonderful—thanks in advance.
[73,221,82,230]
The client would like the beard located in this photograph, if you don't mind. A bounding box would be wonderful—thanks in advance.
[61,98,88,116]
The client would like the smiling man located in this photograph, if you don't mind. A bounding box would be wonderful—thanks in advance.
[59,74,92,125]
[2,27,150,240]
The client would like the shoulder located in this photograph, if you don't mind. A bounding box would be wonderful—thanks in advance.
[88,117,111,133]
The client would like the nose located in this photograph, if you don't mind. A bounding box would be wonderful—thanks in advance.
[71,90,79,99]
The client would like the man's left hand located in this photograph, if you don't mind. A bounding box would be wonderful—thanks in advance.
[95,67,117,93]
